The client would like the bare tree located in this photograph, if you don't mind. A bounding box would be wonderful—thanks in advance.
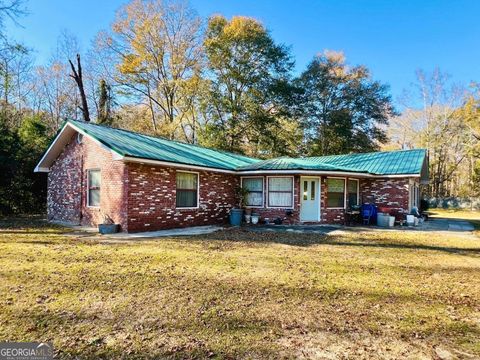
[0,0,26,31]
[95,0,205,140]
[389,68,471,198]
[69,54,90,122]
[31,32,81,131]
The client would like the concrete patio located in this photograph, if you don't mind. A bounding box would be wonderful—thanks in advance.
[245,216,476,236]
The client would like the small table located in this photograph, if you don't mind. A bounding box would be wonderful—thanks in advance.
[345,210,361,226]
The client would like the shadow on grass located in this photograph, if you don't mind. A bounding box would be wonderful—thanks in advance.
[0,239,60,245]
[12,304,281,360]
[0,230,68,235]
[7,271,480,359]
[191,230,480,257]
[0,216,69,232]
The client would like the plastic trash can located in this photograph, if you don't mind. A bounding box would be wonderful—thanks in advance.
[229,209,244,226]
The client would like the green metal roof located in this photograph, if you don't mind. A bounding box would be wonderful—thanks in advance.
[237,157,366,172]
[238,149,427,175]
[68,120,426,175]
[69,120,259,170]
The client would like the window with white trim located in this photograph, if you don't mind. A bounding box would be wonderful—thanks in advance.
[242,177,264,207]
[176,172,198,208]
[268,177,293,208]
[87,169,101,207]
[326,178,345,208]
[347,179,359,207]
[409,181,420,209]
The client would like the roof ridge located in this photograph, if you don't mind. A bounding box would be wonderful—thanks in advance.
[304,148,426,160]
[67,119,259,162]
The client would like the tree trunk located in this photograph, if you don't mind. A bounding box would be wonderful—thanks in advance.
[69,54,90,122]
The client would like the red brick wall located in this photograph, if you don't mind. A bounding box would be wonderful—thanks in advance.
[47,138,82,224]
[360,178,411,219]
[47,134,127,229]
[126,163,239,232]
[238,175,412,225]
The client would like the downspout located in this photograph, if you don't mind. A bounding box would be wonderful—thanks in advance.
[79,154,84,225]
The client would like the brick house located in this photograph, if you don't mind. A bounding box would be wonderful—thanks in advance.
[35,120,429,232]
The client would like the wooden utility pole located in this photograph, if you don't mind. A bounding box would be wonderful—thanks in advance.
[69,54,90,122]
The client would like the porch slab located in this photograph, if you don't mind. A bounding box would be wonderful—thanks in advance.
[246,217,477,235]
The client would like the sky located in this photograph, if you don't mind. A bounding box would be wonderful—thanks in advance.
[5,0,480,105]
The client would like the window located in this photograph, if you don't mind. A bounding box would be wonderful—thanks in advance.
[176,172,198,208]
[268,177,293,208]
[326,178,345,208]
[303,180,316,201]
[409,181,420,209]
[242,177,264,207]
[347,179,359,207]
[87,170,101,207]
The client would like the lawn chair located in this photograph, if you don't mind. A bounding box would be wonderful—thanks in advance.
[362,208,372,225]
[361,203,375,225]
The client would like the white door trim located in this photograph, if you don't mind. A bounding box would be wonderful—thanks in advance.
[300,176,321,222]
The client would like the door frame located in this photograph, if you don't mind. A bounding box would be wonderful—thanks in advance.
[300,176,321,222]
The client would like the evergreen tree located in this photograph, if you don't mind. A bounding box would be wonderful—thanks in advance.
[296,51,395,156]
[200,15,298,157]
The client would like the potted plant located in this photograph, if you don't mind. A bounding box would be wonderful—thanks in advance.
[230,186,249,226]
[251,212,260,225]
[98,214,120,234]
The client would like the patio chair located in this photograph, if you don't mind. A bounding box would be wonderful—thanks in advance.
[362,208,372,225]
[361,203,376,225]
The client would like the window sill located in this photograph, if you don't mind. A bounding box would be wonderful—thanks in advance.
[176,207,199,210]
[266,206,294,209]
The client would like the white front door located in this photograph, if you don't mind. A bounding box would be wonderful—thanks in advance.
[300,177,320,222]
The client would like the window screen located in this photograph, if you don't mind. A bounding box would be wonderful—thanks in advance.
[268,177,293,207]
[327,178,345,208]
[176,172,198,208]
[242,178,263,206]
[347,179,359,207]
[88,170,101,207]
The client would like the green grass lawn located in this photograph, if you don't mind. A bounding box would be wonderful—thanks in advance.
[0,216,479,359]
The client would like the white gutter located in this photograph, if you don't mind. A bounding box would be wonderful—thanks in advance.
[236,169,420,178]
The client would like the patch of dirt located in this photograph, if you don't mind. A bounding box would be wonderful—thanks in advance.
[278,330,438,360]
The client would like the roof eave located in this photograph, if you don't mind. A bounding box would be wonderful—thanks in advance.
[34,121,124,173]
[236,169,421,178]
